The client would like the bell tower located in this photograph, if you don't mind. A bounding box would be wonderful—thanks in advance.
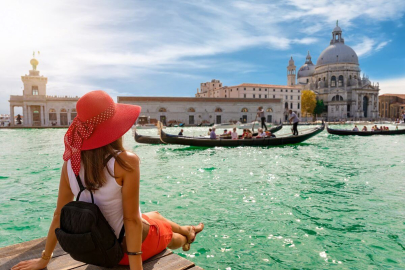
[287,56,296,86]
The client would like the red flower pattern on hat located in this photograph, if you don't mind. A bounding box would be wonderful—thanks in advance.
[63,104,115,175]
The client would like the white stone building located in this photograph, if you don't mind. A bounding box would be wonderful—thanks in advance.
[118,96,283,125]
[196,82,302,122]
[295,22,380,120]
[8,57,79,127]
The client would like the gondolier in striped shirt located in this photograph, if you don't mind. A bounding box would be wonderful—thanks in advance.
[289,110,299,136]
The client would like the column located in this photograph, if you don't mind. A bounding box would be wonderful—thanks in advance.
[57,111,60,126]
[40,105,44,127]
[23,105,27,127]
[10,105,14,126]
[67,109,71,125]
[27,106,32,126]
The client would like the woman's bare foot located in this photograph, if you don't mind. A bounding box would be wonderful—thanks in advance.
[182,227,195,251]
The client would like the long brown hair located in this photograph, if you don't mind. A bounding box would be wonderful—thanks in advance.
[81,137,134,191]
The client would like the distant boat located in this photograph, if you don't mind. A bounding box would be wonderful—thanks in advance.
[327,126,405,136]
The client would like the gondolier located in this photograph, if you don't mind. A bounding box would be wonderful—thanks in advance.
[257,107,267,131]
[289,110,299,136]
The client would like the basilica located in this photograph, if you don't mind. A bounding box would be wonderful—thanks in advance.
[293,22,380,120]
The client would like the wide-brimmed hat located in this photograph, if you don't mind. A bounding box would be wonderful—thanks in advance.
[63,90,141,175]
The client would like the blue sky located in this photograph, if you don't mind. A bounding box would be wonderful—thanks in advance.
[1,0,405,114]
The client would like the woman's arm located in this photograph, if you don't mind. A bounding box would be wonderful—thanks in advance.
[118,152,143,270]
[12,162,74,270]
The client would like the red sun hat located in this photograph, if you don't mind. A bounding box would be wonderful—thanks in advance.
[63,90,141,175]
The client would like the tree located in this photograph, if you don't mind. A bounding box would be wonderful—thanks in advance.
[301,90,316,118]
[313,99,325,119]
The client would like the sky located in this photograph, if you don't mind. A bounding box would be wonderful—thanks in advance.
[1,0,405,114]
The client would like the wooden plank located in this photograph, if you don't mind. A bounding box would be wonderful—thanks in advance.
[73,250,173,270]
[0,237,64,258]
[143,253,195,270]
[0,239,67,269]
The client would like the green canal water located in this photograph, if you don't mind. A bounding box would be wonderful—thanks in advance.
[1,126,404,269]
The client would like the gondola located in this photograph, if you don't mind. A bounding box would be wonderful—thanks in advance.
[327,126,405,136]
[159,124,324,147]
[135,124,283,145]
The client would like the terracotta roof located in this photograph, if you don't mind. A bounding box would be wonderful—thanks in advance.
[232,83,301,89]
[118,96,282,103]
[379,93,405,99]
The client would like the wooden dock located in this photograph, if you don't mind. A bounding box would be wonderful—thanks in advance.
[0,237,203,270]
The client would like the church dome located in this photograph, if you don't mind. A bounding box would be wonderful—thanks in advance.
[298,51,316,78]
[316,43,358,66]
[316,23,359,66]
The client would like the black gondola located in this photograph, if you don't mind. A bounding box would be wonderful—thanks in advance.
[327,126,405,136]
[159,124,324,147]
[135,125,284,145]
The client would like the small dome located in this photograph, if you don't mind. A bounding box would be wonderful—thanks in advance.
[333,25,342,32]
[316,43,358,66]
[297,64,316,78]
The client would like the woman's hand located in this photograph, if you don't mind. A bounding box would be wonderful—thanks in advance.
[11,258,50,270]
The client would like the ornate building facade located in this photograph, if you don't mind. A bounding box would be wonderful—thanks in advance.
[295,22,380,120]
[8,56,79,127]
[379,94,405,119]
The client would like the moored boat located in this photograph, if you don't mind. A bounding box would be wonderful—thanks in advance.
[159,124,324,147]
[327,126,405,136]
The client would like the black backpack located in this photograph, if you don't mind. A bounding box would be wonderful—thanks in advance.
[55,175,125,268]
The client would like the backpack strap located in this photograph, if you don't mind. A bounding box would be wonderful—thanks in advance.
[75,175,94,204]
[118,225,125,244]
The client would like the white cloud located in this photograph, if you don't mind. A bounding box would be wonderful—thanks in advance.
[353,37,376,57]
[375,40,391,51]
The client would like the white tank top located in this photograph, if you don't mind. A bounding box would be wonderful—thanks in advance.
[67,155,125,238]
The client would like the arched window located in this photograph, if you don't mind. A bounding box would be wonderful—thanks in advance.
[49,109,57,122]
[158,107,167,112]
[266,108,273,112]
[215,108,223,112]
[60,109,68,125]
[71,108,77,120]
[241,108,248,112]
[331,95,344,101]
[354,75,357,79]
[188,107,195,112]
[338,75,344,87]
[290,103,293,109]
[331,76,336,87]
[285,102,288,109]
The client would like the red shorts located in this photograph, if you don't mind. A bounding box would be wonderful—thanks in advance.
[119,214,173,264]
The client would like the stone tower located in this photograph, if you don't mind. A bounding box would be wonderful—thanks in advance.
[287,56,296,86]
[21,53,48,97]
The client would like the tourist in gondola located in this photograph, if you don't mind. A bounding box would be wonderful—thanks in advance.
[362,126,367,131]
[257,106,267,131]
[242,129,248,138]
[231,128,238,140]
[207,128,212,136]
[353,125,359,131]
[178,129,184,136]
[265,130,276,138]
[289,110,299,136]
[210,128,217,139]
[11,91,204,270]
[244,129,253,139]
[256,128,266,138]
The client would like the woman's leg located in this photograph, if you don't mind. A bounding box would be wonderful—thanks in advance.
[144,211,203,238]
[167,233,188,249]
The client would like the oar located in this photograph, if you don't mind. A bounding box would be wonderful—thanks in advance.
[252,114,258,132]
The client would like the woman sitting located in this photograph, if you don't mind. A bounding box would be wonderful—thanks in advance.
[256,128,266,138]
[362,126,367,131]
[241,129,248,138]
[12,91,204,270]
[244,129,253,139]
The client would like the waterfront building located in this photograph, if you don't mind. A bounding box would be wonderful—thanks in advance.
[196,81,301,122]
[378,94,405,119]
[8,56,79,127]
[117,96,283,125]
[295,22,380,120]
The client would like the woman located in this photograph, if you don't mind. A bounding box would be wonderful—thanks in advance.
[11,91,203,270]
[362,126,368,131]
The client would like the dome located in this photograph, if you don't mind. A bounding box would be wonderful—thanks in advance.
[333,25,342,32]
[297,51,316,78]
[316,43,358,66]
